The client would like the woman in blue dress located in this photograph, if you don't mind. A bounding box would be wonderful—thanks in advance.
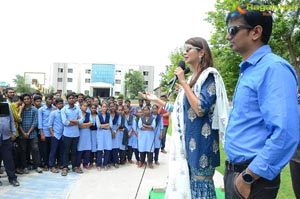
[96,102,112,170]
[90,104,98,167]
[138,106,156,168]
[139,37,229,199]
[132,108,142,165]
[151,104,163,165]
[123,105,134,164]
[77,102,92,171]
[109,102,121,168]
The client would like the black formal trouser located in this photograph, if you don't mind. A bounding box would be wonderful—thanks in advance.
[0,139,17,181]
[224,160,280,199]
[63,136,79,169]
[290,160,300,199]
[19,137,41,168]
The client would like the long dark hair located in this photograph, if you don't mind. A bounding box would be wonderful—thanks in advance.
[185,37,214,88]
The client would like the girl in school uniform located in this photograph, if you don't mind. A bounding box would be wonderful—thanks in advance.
[132,108,142,166]
[138,106,156,168]
[117,105,127,165]
[151,104,163,165]
[109,102,121,168]
[90,104,98,167]
[124,105,134,164]
[76,102,92,172]
[96,103,112,170]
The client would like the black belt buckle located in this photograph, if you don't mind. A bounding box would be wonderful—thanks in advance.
[225,160,250,173]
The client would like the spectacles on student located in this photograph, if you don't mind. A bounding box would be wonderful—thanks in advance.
[183,46,202,53]
[227,25,253,36]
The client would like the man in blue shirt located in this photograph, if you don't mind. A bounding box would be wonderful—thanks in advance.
[224,4,299,199]
[61,93,83,176]
[38,94,54,171]
[0,102,19,186]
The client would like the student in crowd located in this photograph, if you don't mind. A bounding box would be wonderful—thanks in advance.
[152,104,163,165]
[0,100,19,186]
[97,103,112,170]
[133,99,144,117]
[109,102,121,168]
[84,96,92,113]
[125,99,134,116]
[32,94,43,109]
[9,95,24,174]
[117,105,127,165]
[75,93,85,106]
[132,108,142,165]
[61,93,83,176]
[4,87,15,104]
[138,106,155,168]
[76,102,92,172]
[48,98,65,173]
[117,96,124,106]
[38,94,54,171]
[124,105,134,164]
[89,103,98,167]
[19,93,43,174]
[158,95,169,154]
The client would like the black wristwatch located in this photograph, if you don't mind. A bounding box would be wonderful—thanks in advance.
[241,170,255,185]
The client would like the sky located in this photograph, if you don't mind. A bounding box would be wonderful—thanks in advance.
[0,0,217,89]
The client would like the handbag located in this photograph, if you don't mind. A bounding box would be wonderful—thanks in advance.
[122,127,129,146]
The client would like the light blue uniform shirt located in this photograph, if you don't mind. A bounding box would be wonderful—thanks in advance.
[38,104,53,137]
[61,104,83,138]
[0,107,16,140]
[48,109,64,139]
[224,45,299,180]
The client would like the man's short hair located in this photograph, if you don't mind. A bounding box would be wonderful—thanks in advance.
[226,2,273,44]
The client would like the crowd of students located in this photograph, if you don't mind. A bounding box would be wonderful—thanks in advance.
[0,87,170,185]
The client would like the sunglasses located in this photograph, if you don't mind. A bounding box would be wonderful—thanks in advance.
[227,25,253,36]
[183,46,202,53]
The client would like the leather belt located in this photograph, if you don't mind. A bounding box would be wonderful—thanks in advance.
[225,160,251,173]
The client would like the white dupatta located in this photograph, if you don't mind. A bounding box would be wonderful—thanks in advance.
[164,67,229,199]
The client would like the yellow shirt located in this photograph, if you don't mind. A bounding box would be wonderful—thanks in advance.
[9,103,22,137]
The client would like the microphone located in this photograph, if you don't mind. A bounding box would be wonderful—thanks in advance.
[166,61,186,85]
[167,61,190,97]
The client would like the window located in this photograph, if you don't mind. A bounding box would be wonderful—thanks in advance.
[143,71,149,76]
[67,90,72,93]
[116,70,122,75]
[85,78,91,83]
[115,91,120,96]
[57,78,63,82]
[67,78,72,82]
[115,79,121,84]
[68,68,73,73]
[145,81,148,85]
[85,69,91,74]
[84,90,89,95]
[58,68,63,73]
[57,89,62,93]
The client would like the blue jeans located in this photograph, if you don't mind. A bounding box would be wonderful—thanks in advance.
[49,137,64,168]
[63,136,79,169]
[161,126,168,150]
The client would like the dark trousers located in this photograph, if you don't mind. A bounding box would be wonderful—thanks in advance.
[18,137,41,168]
[119,149,126,164]
[161,126,168,149]
[40,137,51,167]
[97,150,111,166]
[77,150,91,167]
[140,152,153,163]
[0,139,17,181]
[133,148,140,161]
[290,160,300,199]
[111,148,119,165]
[63,136,79,169]
[224,160,280,199]
[154,148,160,162]
[12,139,21,169]
[126,146,133,161]
[49,137,64,168]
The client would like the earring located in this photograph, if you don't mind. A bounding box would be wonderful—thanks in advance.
[199,56,203,64]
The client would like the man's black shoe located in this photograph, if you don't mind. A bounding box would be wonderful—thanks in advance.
[9,179,20,187]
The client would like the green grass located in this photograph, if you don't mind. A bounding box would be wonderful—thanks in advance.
[216,147,294,199]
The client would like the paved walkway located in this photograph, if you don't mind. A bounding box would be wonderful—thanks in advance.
[0,135,224,199]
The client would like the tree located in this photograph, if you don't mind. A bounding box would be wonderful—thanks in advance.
[124,70,146,98]
[159,48,186,99]
[13,74,34,94]
[206,0,300,99]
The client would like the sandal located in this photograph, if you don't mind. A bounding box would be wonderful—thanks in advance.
[61,168,68,176]
[51,168,59,173]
